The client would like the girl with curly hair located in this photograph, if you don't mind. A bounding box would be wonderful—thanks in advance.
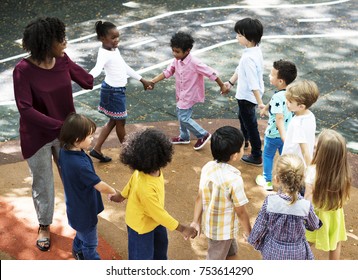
[110,128,197,259]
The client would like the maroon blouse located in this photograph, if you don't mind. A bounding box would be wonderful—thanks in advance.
[13,53,94,159]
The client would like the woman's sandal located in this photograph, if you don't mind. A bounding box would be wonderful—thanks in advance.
[36,224,51,251]
[89,149,112,162]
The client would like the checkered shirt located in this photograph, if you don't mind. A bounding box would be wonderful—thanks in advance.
[248,192,322,260]
[200,161,249,240]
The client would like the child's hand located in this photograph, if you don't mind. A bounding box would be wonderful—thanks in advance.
[108,192,125,203]
[221,82,231,95]
[140,78,154,91]
[259,107,268,118]
[258,103,265,110]
[177,224,198,240]
[190,221,201,237]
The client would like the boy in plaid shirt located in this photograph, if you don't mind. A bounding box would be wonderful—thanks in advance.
[191,126,251,260]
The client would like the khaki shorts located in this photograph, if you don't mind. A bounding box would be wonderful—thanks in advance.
[207,238,238,260]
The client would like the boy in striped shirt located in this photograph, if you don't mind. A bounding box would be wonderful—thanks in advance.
[191,126,252,260]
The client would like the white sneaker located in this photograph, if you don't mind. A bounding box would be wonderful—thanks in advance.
[256,175,273,191]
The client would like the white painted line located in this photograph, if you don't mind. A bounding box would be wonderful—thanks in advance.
[129,38,157,48]
[201,20,234,27]
[297,18,332,22]
[123,2,141,8]
[1,29,358,106]
[0,0,351,64]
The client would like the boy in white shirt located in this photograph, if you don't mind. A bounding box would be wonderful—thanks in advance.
[225,18,265,166]
[282,80,320,167]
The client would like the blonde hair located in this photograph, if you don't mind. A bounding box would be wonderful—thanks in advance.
[285,79,319,109]
[274,154,305,204]
[311,129,351,210]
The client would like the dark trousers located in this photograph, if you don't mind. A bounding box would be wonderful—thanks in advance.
[237,99,262,158]
[127,225,168,260]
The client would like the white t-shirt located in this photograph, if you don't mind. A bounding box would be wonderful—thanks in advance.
[89,47,142,87]
[282,111,316,165]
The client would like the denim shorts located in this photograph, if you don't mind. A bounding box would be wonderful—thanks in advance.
[98,81,127,119]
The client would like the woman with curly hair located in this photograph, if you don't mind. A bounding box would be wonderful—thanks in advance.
[13,17,93,251]
[110,128,197,259]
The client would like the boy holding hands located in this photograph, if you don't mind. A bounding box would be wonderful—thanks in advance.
[225,18,265,166]
[256,60,297,190]
[151,32,229,150]
[191,126,251,260]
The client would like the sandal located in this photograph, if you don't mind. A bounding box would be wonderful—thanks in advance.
[36,224,51,251]
[89,149,112,163]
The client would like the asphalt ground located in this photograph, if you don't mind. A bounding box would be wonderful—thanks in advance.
[0,0,357,152]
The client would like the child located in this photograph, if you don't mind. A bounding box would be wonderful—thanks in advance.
[89,21,153,162]
[151,32,229,151]
[282,79,319,167]
[256,60,297,190]
[248,154,322,260]
[304,129,351,260]
[59,113,116,260]
[109,128,197,260]
[191,126,252,260]
[225,18,265,166]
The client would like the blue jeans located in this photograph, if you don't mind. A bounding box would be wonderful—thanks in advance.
[73,225,100,260]
[127,225,168,260]
[263,136,283,182]
[237,99,262,158]
[176,107,207,140]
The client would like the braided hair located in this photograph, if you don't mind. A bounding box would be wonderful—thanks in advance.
[274,154,305,204]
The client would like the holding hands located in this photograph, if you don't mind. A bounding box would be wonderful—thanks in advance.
[140,78,155,90]
[108,191,126,203]
[177,224,198,240]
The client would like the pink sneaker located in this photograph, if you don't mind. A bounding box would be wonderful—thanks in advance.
[171,136,190,145]
[193,133,211,150]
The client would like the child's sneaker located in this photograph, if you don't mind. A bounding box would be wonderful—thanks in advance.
[256,175,273,191]
[171,136,190,145]
[193,133,211,150]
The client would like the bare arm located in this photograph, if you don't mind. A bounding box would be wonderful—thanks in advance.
[151,73,165,84]
[253,89,265,109]
[224,72,239,93]
[275,113,286,142]
[300,143,312,167]
[304,182,314,202]
[260,103,269,118]
[215,77,229,95]
[234,205,252,240]
[94,181,116,195]
[190,190,203,236]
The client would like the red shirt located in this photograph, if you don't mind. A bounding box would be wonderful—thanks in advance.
[13,53,93,159]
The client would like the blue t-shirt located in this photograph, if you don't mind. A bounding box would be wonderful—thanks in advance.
[59,148,103,232]
[265,89,293,138]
